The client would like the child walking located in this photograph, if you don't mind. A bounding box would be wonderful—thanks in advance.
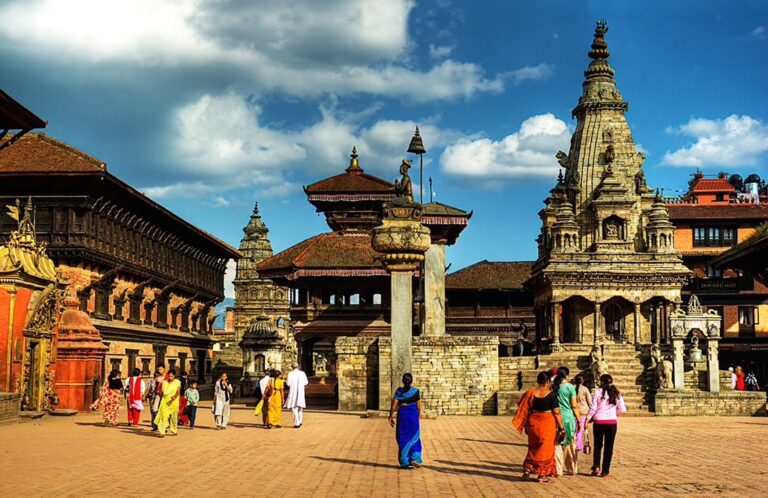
[184,381,200,429]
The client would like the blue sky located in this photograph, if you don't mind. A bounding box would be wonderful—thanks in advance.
[1,0,767,297]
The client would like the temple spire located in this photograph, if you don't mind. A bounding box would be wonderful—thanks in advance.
[346,146,362,174]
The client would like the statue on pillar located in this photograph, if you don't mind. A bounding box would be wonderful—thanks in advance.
[393,159,414,204]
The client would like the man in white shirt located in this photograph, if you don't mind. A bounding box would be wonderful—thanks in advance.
[285,364,309,428]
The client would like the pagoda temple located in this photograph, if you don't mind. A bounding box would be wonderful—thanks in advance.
[257,148,470,389]
[527,20,691,350]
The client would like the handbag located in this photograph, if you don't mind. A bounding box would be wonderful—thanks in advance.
[583,427,592,455]
[263,380,274,399]
[254,399,264,416]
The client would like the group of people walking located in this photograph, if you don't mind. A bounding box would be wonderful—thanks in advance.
[90,363,309,436]
[91,365,200,437]
[252,364,309,429]
[731,365,761,391]
[513,367,626,481]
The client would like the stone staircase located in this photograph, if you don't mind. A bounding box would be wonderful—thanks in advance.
[501,343,655,416]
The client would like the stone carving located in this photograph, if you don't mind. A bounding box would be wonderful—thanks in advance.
[556,151,569,167]
[657,355,674,389]
[603,128,614,143]
[590,345,609,385]
[604,144,615,164]
[635,169,651,194]
[393,159,414,203]
[650,343,661,369]
[688,294,702,314]
[314,353,328,374]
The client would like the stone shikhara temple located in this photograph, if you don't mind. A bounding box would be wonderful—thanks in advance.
[226,22,767,416]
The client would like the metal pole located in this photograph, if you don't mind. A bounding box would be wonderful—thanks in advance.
[419,153,424,204]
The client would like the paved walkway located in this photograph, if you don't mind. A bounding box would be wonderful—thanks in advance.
[0,404,765,497]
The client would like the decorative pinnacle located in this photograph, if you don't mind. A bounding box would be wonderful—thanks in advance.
[407,126,427,155]
[583,19,615,81]
[589,19,610,61]
[346,146,362,173]
[253,202,259,215]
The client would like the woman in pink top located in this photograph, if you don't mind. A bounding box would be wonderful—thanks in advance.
[586,374,626,478]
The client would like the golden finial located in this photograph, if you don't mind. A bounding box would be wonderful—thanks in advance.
[346,146,362,173]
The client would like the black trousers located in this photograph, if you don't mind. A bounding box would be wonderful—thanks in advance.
[187,405,198,427]
[592,423,618,474]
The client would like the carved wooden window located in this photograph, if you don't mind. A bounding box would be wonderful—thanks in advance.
[109,358,122,374]
[141,358,151,376]
[126,349,138,374]
[178,353,187,375]
[738,306,758,337]
[694,225,736,247]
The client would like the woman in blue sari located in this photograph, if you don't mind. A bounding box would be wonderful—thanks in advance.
[389,373,423,469]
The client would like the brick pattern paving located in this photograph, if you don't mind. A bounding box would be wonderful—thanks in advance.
[0,404,765,497]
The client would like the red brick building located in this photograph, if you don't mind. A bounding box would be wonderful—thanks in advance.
[0,133,240,403]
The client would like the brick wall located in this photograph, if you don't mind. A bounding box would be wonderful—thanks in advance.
[336,337,378,411]
[655,390,766,416]
[0,393,21,425]
[379,336,500,416]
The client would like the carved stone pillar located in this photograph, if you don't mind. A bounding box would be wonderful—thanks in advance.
[633,302,641,346]
[672,337,685,390]
[551,301,561,351]
[422,243,446,337]
[707,340,720,393]
[372,200,430,397]
[593,301,601,345]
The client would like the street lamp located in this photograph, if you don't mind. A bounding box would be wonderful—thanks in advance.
[407,126,427,204]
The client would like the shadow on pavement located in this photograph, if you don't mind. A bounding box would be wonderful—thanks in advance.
[311,456,402,470]
[435,460,524,473]
[457,438,527,447]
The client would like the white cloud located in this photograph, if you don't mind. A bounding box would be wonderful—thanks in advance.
[223,259,236,299]
[440,113,571,179]
[429,44,454,59]
[146,92,464,197]
[507,63,555,85]
[661,115,768,167]
[752,25,767,40]
[172,92,305,175]
[0,0,529,102]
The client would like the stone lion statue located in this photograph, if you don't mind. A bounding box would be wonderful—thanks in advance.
[657,355,674,389]
[590,345,609,386]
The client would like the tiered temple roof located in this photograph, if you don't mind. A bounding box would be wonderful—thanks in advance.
[446,261,532,290]
[259,148,470,280]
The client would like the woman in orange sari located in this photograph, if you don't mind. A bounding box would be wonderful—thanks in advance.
[513,371,565,482]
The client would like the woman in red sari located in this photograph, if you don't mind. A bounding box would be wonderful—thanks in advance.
[513,371,565,482]
[90,370,123,426]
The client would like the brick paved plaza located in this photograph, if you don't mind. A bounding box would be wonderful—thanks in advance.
[0,404,765,497]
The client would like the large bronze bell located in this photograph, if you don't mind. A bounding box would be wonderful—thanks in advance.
[687,344,704,363]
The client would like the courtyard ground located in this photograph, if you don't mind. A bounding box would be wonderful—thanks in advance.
[0,404,765,497]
